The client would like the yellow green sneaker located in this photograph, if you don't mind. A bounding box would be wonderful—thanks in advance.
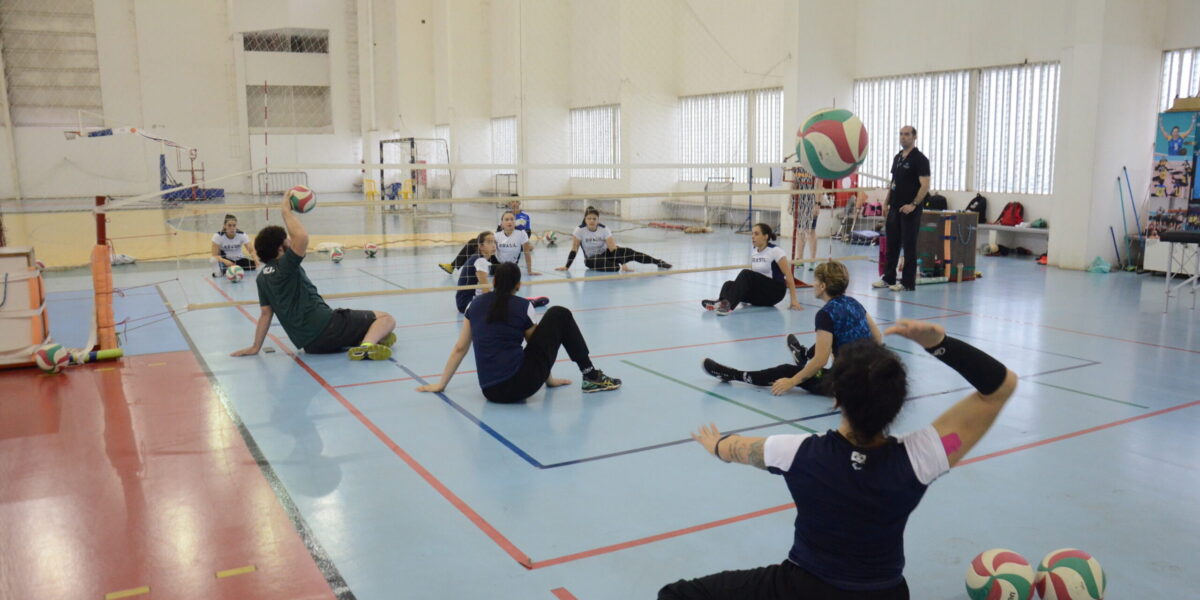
[348,343,391,361]
[380,332,397,347]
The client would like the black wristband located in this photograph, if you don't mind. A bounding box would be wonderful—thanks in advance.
[925,336,1007,395]
[713,433,735,462]
[565,250,577,268]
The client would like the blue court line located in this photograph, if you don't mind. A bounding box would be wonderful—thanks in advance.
[392,362,841,470]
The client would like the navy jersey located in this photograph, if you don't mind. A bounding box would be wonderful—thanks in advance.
[814,295,872,354]
[464,293,537,389]
[763,427,950,591]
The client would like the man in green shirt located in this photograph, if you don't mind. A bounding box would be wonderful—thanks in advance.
[232,194,396,360]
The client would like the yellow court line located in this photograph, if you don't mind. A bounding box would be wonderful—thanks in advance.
[216,564,257,578]
[96,367,116,372]
[147,362,166,367]
[105,586,150,599]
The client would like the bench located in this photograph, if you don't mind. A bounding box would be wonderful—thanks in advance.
[978,224,1049,249]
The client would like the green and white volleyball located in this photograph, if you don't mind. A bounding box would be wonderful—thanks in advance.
[796,108,869,181]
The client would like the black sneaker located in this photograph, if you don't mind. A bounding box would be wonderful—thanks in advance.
[701,299,718,311]
[656,260,672,269]
[786,334,807,366]
[715,300,733,316]
[582,369,621,393]
[702,358,736,383]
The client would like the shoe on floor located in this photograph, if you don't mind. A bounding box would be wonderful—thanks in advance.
[656,260,672,269]
[715,299,732,316]
[871,280,890,289]
[438,262,454,275]
[380,332,397,347]
[702,358,736,383]
[528,296,550,308]
[348,343,392,361]
[786,334,807,365]
[888,283,907,291]
[582,369,621,393]
[701,299,718,311]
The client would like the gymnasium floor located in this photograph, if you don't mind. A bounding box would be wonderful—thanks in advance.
[2,205,1198,599]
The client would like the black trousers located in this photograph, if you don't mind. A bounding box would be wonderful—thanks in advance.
[482,306,593,403]
[883,207,921,289]
[659,560,909,600]
[719,270,787,307]
[451,239,480,269]
[585,247,659,272]
[735,346,832,395]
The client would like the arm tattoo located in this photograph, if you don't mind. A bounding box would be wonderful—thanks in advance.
[748,440,766,469]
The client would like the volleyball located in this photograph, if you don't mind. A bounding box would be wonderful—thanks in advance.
[365,243,379,258]
[544,231,558,246]
[331,247,344,263]
[226,265,245,282]
[1035,549,1105,600]
[287,185,316,213]
[796,108,868,180]
[966,549,1036,600]
[34,343,71,374]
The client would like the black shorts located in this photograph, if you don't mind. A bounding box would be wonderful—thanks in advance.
[304,308,377,354]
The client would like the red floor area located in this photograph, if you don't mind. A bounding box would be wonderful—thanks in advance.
[0,352,336,600]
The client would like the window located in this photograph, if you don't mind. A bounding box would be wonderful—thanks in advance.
[974,62,1060,194]
[246,85,332,133]
[491,116,517,174]
[243,29,329,53]
[854,71,970,191]
[677,88,780,183]
[570,105,620,179]
[1161,48,1200,112]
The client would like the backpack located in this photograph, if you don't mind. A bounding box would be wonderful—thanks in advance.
[995,201,1024,226]
[965,193,988,222]
[922,193,948,211]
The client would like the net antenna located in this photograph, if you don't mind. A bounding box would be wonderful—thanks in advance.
[64,110,224,201]
[378,137,454,217]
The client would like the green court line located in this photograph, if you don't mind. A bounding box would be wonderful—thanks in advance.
[621,360,818,433]
[1028,380,1149,409]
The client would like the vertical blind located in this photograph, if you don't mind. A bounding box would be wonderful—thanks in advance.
[753,89,783,183]
[570,105,621,179]
[491,116,516,175]
[1161,48,1200,112]
[677,88,781,183]
[854,71,970,191]
[974,62,1060,195]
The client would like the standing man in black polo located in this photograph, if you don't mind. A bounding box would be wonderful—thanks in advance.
[874,125,930,292]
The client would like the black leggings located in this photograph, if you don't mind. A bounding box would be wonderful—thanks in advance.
[883,208,921,288]
[659,560,909,600]
[730,346,832,396]
[451,239,481,269]
[585,247,660,272]
[719,270,787,307]
[481,306,594,403]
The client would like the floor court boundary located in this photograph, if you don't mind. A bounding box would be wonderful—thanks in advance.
[198,277,1173,576]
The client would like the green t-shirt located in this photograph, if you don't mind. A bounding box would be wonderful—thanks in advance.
[256,248,333,349]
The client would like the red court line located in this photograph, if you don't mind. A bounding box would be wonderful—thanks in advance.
[525,395,1200,570]
[550,587,579,600]
[203,278,536,568]
[851,288,1200,355]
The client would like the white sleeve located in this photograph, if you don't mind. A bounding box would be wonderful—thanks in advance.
[518,230,530,245]
[763,434,810,472]
[573,226,584,240]
[211,233,222,245]
[900,426,951,485]
[602,227,613,240]
[771,246,787,262]
[474,257,490,272]
[239,233,251,246]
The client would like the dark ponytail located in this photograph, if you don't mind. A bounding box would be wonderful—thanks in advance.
[580,206,600,227]
[831,340,908,446]
[487,262,521,323]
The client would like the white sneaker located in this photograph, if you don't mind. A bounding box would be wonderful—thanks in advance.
[888,283,907,291]
[871,280,890,289]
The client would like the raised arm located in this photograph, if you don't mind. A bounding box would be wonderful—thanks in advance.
[886,319,1017,467]
[691,423,768,470]
[280,194,308,257]
[779,255,802,311]
[417,318,473,393]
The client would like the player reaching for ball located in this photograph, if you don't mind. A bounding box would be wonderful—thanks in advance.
[660,320,1018,599]
[231,193,397,360]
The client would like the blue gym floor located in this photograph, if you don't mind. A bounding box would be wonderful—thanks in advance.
[34,205,1200,599]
